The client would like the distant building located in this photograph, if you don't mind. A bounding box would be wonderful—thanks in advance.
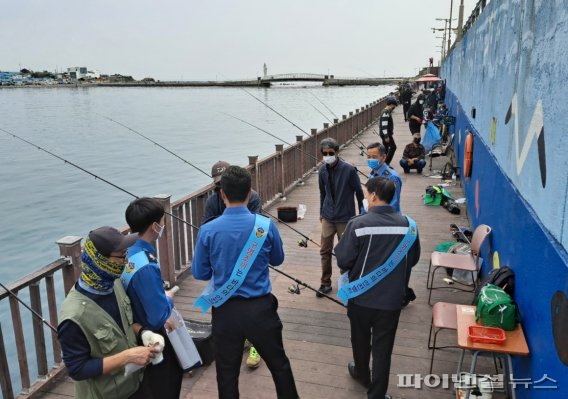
[67,67,88,80]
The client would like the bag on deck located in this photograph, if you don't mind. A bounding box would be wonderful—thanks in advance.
[422,122,441,153]
[475,284,518,331]
[473,266,515,299]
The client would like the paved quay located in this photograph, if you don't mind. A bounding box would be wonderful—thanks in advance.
[35,106,502,399]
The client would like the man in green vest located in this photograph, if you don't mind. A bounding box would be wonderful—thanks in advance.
[58,226,162,399]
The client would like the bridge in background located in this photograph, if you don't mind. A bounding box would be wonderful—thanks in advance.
[96,73,407,88]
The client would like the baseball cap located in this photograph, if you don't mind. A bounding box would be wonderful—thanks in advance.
[386,98,398,106]
[211,161,230,183]
[89,226,138,257]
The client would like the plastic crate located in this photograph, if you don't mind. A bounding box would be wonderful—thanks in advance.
[468,325,506,345]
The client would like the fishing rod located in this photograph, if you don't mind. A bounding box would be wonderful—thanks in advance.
[223,112,369,179]
[0,281,57,333]
[306,101,333,124]
[279,267,345,307]
[97,114,211,178]
[0,127,197,231]
[240,86,310,137]
[309,91,339,120]
[1,126,343,307]
[99,114,328,250]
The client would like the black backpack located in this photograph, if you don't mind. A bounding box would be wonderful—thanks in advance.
[474,266,515,299]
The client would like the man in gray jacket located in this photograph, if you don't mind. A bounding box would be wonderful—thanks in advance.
[335,177,420,399]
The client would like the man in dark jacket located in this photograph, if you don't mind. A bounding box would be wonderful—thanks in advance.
[407,94,425,135]
[399,133,426,174]
[400,86,413,122]
[335,177,420,399]
[317,138,364,297]
[378,99,398,165]
[203,161,262,224]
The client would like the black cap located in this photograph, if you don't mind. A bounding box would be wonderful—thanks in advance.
[387,99,398,106]
[89,226,138,257]
[211,161,230,183]
[417,94,425,100]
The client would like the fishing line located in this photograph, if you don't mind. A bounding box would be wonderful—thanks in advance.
[308,91,339,120]
[97,114,211,177]
[306,101,333,124]
[223,112,369,179]
[1,126,344,307]
[0,281,57,333]
[0,127,197,231]
[98,114,327,249]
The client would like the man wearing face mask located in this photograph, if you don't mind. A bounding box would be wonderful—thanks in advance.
[366,143,402,212]
[399,133,426,174]
[379,99,398,165]
[317,138,365,298]
[203,161,262,225]
[407,94,425,135]
[122,197,183,399]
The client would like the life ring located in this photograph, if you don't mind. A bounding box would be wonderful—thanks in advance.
[463,132,473,178]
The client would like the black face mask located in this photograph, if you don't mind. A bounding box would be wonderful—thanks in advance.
[413,138,421,143]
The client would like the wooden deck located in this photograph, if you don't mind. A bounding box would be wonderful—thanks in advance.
[35,107,503,398]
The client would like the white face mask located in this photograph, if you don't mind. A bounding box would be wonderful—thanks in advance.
[153,222,165,238]
[323,155,336,165]
[362,198,369,212]
[419,100,424,105]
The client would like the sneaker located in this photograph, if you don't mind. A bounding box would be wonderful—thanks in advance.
[244,339,252,350]
[246,346,261,369]
[315,285,332,298]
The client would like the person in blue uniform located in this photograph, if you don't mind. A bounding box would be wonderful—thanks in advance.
[202,161,264,369]
[57,226,161,399]
[192,166,298,399]
[366,143,402,212]
[335,178,421,399]
[122,197,183,399]
[366,143,416,306]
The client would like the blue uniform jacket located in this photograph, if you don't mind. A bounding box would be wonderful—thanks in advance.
[369,163,402,212]
[192,206,284,298]
[125,239,173,331]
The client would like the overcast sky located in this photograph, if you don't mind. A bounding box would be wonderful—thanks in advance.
[1,0,477,80]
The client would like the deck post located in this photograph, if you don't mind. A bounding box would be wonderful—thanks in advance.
[154,194,176,288]
[296,136,305,176]
[248,155,259,193]
[275,144,285,196]
[311,128,319,167]
[56,236,82,295]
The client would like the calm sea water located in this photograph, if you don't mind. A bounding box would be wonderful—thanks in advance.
[0,84,393,394]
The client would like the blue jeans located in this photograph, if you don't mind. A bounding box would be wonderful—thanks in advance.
[400,158,426,173]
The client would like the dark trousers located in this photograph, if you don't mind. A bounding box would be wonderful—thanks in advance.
[381,136,397,166]
[212,294,298,399]
[136,328,183,399]
[402,101,410,121]
[347,302,401,399]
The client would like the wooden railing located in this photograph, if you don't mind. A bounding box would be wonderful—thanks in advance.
[0,237,82,399]
[0,96,388,397]
[157,96,389,285]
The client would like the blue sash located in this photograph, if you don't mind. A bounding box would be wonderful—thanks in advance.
[337,217,417,305]
[121,251,157,290]
[193,214,271,313]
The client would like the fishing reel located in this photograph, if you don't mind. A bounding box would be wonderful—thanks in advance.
[288,284,301,295]
[297,239,308,248]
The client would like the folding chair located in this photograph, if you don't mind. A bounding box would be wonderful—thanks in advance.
[426,224,492,305]
[428,302,459,374]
